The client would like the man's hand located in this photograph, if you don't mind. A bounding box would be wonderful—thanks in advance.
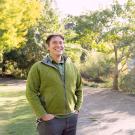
[40,114,55,121]
[74,110,79,114]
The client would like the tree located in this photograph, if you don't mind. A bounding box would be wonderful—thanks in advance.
[101,0,135,90]
[68,0,135,90]
[67,9,113,62]
[0,0,42,53]
[2,0,63,78]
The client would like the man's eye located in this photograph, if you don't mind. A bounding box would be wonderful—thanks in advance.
[52,41,57,44]
[52,41,63,44]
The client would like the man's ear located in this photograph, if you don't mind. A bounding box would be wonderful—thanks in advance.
[47,45,50,51]
[43,39,50,52]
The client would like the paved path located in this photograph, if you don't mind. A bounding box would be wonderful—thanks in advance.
[77,88,135,135]
[0,78,26,91]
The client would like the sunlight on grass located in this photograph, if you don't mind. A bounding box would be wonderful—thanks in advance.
[0,84,8,86]
[0,91,25,97]
[0,89,37,135]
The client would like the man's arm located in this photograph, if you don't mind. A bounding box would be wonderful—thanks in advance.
[26,62,47,118]
[74,67,83,111]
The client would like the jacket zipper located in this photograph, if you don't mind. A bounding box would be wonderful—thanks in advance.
[42,61,67,114]
[63,62,67,114]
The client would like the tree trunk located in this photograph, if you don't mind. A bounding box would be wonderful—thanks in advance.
[113,68,119,90]
[1,54,6,77]
[112,45,119,90]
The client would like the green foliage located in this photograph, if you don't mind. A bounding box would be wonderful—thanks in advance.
[65,44,83,64]
[120,67,135,94]
[0,0,42,53]
[65,0,135,90]
[1,0,135,92]
[68,10,114,52]
[37,0,63,39]
[80,52,113,81]
[2,0,63,78]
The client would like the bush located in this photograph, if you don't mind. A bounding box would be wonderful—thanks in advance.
[80,52,113,82]
[120,67,135,94]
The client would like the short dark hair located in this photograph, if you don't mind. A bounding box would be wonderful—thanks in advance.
[46,34,64,45]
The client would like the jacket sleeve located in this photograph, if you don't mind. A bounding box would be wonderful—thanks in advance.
[26,62,47,118]
[74,66,83,111]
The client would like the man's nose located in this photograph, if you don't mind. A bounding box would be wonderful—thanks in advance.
[57,42,63,46]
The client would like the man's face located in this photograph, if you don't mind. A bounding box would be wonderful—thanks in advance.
[47,36,64,56]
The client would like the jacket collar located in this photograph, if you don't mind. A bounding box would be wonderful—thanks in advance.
[41,53,68,68]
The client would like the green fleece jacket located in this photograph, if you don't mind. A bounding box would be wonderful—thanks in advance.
[26,55,83,118]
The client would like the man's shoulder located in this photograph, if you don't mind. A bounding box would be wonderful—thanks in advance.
[30,61,43,71]
[32,61,41,67]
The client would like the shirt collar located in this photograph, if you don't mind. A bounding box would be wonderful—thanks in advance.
[48,54,64,64]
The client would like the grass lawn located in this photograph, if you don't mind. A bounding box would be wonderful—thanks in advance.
[0,88,38,135]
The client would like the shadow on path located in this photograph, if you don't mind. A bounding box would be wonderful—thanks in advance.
[77,88,135,135]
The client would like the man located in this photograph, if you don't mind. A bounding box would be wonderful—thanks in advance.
[26,34,83,135]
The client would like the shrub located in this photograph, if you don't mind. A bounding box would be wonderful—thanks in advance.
[80,52,113,82]
[120,67,135,94]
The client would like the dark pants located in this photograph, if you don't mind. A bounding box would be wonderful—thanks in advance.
[37,114,78,135]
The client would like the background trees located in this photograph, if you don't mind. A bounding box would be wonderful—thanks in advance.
[1,0,62,78]
[0,0,42,53]
[1,0,135,93]
[64,0,135,91]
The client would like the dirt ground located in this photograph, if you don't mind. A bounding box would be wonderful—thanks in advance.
[77,87,135,135]
[0,78,26,91]
[1,79,135,135]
